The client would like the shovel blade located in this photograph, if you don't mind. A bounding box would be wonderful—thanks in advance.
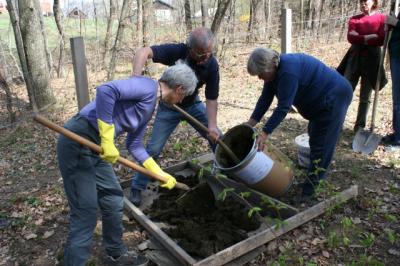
[352,129,381,155]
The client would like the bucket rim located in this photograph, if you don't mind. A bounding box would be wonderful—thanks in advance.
[214,124,258,172]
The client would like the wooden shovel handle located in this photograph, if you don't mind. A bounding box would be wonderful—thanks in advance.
[33,115,190,191]
[172,104,240,164]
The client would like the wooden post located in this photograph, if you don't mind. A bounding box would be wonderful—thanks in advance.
[281,6,292,54]
[70,37,90,110]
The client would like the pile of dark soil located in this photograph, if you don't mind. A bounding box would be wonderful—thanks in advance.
[145,174,261,259]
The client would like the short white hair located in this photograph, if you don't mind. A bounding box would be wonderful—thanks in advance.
[247,48,280,75]
[159,62,198,96]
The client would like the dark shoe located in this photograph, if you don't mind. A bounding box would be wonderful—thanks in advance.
[129,189,142,206]
[381,134,397,145]
[301,181,315,197]
[105,250,148,266]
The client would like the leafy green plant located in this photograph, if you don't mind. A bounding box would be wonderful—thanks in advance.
[341,217,353,229]
[328,231,340,248]
[352,255,384,266]
[385,228,398,244]
[315,179,336,199]
[360,232,375,249]
[26,197,40,207]
[384,213,397,223]
[247,206,262,218]
[217,188,235,201]
[239,191,251,198]
[173,142,183,151]
[298,256,304,265]
[215,173,228,180]
[350,165,362,178]
[260,195,287,219]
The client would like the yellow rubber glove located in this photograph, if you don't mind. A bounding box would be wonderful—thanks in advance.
[97,119,119,164]
[143,157,177,190]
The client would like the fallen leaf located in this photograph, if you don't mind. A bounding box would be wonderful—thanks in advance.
[266,240,277,252]
[311,238,321,245]
[322,250,330,258]
[388,249,400,256]
[43,230,54,239]
[25,233,37,240]
[35,218,43,226]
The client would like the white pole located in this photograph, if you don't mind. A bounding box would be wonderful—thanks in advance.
[281,7,292,54]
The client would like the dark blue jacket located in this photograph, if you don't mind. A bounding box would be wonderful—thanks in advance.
[251,53,349,134]
[151,43,219,107]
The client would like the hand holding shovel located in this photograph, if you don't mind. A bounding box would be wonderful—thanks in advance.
[33,115,190,191]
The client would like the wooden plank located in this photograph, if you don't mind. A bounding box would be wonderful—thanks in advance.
[70,37,90,110]
[225,245,266,266]
[193,185,358,266]
[146,238,185,266]
[123,198,196,265]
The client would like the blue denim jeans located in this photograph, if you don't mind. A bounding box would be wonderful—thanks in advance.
[391,56,400,141]
[302,78,353,195]
[131,99,217,191]
[57,115,126,266]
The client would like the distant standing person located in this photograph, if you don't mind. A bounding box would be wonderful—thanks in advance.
[382,11,400,147]
[129,27,221,206]
[57,63,197,265]
[337,0,387,133]
[246,48,353,199]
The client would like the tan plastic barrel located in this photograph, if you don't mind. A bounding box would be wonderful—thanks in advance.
[215,125,294,197]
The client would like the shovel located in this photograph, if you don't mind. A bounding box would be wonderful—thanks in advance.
[33,115,190,191]
[352,28,392,155]
[172,104,240,165]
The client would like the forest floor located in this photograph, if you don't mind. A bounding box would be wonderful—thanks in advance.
[0,43,400,266]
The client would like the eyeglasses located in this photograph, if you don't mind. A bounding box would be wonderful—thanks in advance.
[190,49,213,61]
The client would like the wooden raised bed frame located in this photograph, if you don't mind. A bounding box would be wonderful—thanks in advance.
[122,153,358,266]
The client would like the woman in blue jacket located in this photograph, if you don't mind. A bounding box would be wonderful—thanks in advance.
[246,48,353,198]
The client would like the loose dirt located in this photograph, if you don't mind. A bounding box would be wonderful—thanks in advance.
[145,173,260,259]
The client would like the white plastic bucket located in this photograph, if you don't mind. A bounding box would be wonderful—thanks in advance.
[294,133,310,168]
[214,125,294,197]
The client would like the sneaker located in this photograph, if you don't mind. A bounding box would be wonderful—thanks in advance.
[105,251,148,266]
[129,189,142,206]
[381,134,396,145]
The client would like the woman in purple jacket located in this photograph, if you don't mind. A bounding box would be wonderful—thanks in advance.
[57,63,197,266]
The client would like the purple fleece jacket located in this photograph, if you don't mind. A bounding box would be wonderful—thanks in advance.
[80,76,157,163]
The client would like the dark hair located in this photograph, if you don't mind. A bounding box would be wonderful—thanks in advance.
[360,0,379,10]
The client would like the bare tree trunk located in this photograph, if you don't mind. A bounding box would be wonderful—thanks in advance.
[247,0,262,43]
[137,0,143,47]
[18,0,55,109]
[37,0,53,76]
[6,0,37,111]
[0,70,16,123]
[142,0,153,47]
[53,0,65,78]
[211,0,232,35]
[93,0,100,71]
[264,0,271,29]
[200,0,208,27]
[108,0,132,80]
[184,0,192,32]
[103,0,116,67]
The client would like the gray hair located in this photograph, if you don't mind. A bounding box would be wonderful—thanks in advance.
[247,48,280,75]
[159,62,197,96]
[187,27,215,49]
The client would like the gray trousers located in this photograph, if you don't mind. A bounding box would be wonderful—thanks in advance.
[57,115,126,266]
